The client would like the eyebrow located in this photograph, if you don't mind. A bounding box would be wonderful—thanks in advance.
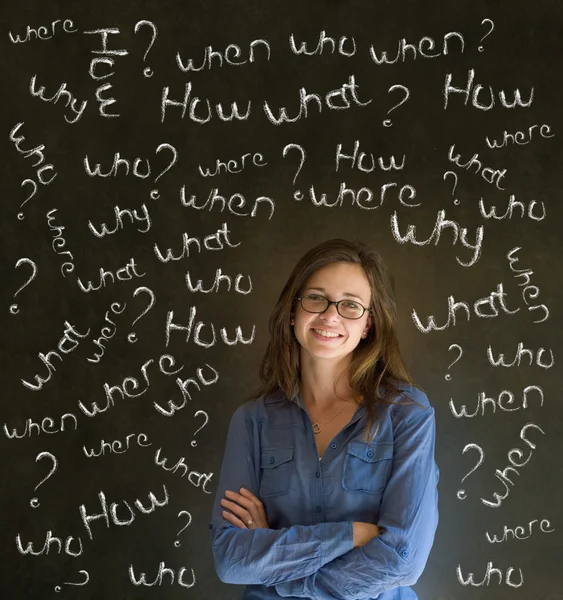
[304,287,366,303]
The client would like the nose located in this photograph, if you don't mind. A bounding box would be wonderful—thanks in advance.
[320,302,340,320]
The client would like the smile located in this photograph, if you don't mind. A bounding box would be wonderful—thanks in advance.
[311,328,343,338]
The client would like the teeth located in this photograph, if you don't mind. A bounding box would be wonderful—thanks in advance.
[313,329,341,338]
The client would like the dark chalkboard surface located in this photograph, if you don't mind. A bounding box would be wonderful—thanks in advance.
[2,1,562,598]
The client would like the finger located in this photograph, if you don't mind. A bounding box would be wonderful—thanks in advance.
[225,490,254,511]
[221,498,252,522]
[239,488,264,507]
[222,510,249,529]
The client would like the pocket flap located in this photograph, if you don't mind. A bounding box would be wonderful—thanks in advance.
[261,447,294,469]
[346,442,393,463]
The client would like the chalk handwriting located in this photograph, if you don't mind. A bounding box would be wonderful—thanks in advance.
[185,268,252,294]
[290,31,356,56]
[83,433,151,457]
[84,143,177,180]
[154,448,213,492]
[391,210,484,267]
[165,308,255,348]
[78,354,184,417]
[297,182,418,209]
[487,343,554,368]
[83,28,128,117]
[8,19,77,43]
[181,187,275,219]
[46,209,75,276]
[4,413,77,439]
[507,247,549,323]
[198,151,267,177]
[79,485,169,540]
[153,222,240,263]
[444,69,534,110]
[9,122,57,218]
[449,385,543,417]
[486,518,554,543]
[481,422,545,508]
[153,364,219,417]
[161,82,251,123]
[21,322,90,391]
[16,530,83,556]
[411,283,519,333]
[263,75,371,125]
[335,141,405,172]
[129,562,196,587]
[457,562,523,588]
[29,75,87,123]
[486,123,554,149]
[448,144,507,189]
[370,30,464,64]
[479,195,546,221]
[76,257,145,293]
[88,204,151,237]
[177,38,269,71]
[86,301,126,363]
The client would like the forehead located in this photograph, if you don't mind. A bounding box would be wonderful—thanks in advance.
[303,263,371,298]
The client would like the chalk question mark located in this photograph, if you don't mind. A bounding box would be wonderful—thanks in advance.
[458,443,484,500]
[128,286,156,343]
[134,20,158,77]
[150,143,179,200]
[55,570,89,592]
[478,19,495,52]
[383,84,410,127]
[282,143,308,202]
[18,179,38,220]
[443,171,460,205]
[30,451,58,508]
[174,510,193,547]
[445,344,463,380]
[10,258,38,314]
[191,410,209,447]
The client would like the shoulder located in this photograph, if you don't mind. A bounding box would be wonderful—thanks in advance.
[230,392,292,426]
[385,379,434,425]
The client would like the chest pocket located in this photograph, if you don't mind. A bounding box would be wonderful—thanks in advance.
[259,447,294,498]
[342,442,393,495]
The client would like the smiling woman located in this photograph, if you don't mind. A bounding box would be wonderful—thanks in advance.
[209,238,440,600]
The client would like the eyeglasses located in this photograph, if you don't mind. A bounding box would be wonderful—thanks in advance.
[295,294,370,320]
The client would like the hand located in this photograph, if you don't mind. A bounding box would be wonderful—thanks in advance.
[352,522,381,548]
[221,487,270,529]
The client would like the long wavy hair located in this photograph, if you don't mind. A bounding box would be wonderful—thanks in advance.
[247,238,422,442]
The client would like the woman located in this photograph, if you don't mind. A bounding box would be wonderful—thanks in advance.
[210,238,439,600]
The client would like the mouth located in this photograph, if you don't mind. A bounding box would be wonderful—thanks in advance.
[310,327,344,340]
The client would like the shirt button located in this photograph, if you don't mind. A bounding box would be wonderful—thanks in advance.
[269,456,275,464]
[315,506,322,513]
[330,443,337,449]
[315,471,320,478]
[401,549,409,558]
[367,450,374,458]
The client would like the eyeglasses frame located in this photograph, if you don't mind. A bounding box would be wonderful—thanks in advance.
[294,294,372,320]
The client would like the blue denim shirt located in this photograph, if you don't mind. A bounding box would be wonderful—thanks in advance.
[210,382,439,599]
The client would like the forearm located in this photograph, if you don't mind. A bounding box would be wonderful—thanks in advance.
[211,520,354,586]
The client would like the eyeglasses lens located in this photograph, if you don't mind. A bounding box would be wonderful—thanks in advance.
[301,296,363,319]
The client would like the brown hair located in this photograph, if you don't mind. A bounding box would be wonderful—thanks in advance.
[247,238,422,442]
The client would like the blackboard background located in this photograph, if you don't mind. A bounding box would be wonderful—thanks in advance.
[2,1,562,598]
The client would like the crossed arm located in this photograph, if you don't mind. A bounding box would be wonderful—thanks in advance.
[210,404,439,599]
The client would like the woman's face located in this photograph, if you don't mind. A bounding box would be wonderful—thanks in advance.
[292,262,373,364]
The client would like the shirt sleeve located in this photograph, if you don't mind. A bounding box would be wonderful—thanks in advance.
[209,402,354,587]
[275,403,440,599]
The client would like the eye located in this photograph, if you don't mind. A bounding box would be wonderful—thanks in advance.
[342,301,360,309]
[308,294,325,301]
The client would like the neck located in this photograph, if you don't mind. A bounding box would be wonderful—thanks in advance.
[299,354,357,411]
